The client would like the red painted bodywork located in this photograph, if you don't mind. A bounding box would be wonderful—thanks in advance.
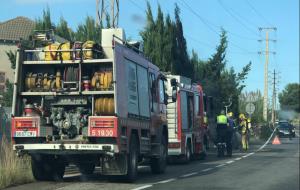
[174,83,207,155]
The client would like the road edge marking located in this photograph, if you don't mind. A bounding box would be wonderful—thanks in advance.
[132,185,153,190]
[181,172,198,178]
[201,167,213,172]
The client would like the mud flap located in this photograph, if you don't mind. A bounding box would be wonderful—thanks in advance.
[101,154,127,175]
[150,143,161,158]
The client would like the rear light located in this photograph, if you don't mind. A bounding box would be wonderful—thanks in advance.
[15,120,37,128]
[91,120,114,128]
[168,142,180,149]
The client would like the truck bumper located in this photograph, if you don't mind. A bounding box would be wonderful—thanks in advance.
[168,148,182,156]
[13,143,119,155]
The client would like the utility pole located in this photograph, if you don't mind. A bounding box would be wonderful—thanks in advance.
[98,0,119,28]
[258,27,276,123]
[270,69,280,126]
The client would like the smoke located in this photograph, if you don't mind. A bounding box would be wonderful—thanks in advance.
[131,14,145,25]
[277,110,299,121]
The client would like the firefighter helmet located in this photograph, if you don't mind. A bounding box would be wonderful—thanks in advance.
[239,113,245,119]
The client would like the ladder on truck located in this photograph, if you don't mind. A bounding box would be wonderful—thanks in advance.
[166,101,178,140]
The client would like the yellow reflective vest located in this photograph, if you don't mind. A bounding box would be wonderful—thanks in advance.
[217,115,228,124]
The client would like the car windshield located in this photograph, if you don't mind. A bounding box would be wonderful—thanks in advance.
[278,124,291,129]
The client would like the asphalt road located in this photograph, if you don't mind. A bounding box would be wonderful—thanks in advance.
[4,135,299,190]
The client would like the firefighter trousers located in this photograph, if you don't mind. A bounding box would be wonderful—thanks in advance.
[216,125,227,144]
[242,133,249,151]
[226,130,233,156]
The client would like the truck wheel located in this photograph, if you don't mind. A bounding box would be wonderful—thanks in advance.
[31,156,50,181]
[199,143,207,160]
[182,143,191,163]
[125,134,139,182]
[52,162,65,181]
[150,135,167,174]
[79,164,95,175]
[31,155,65,181]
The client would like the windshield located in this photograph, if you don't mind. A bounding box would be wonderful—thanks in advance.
[278,124,291,129]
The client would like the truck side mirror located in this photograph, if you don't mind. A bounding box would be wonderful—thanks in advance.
[170,78,177,87]
[164,93,168,105]
[172,86,177,102]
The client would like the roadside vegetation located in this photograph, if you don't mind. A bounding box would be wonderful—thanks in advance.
[0,136,33,189]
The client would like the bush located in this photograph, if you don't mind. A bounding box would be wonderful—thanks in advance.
[0,136,34,189]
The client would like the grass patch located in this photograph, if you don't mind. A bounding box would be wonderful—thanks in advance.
[0,136,34,189]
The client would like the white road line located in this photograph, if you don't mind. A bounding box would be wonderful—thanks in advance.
[155,178,176,184]
[131,185,153,190]
[201,167,213,172]
[130,128,278,189]
[226,160,234,164]
[257,128,277,151]
[215,164,226,168]
[181,172,198,178]
[64,173,80,178]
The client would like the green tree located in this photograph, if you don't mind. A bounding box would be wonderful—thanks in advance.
[173,4,193,78]
[141,2,158,65]
[278,83,300,112]
[56,17,74,41]
[0,80,13,107]
[75,16,102,43]
[192,30,251,116]
[5,50,16,70]
[163,15,175,72]
[35,7,54,30]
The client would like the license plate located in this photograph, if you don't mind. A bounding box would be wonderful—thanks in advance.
[91,129,114,137]
[15,131,36,137]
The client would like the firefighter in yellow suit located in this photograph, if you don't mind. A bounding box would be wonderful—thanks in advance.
[239,114,249,151]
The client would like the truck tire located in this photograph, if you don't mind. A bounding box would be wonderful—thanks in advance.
[182,143,191,163]
[31,156,50,181]
[150,135,167,174]
[79,164,95,175]
[31,155,65,181]
[52,162,65,181]
[125,134,139,182]
[199,143,207,160]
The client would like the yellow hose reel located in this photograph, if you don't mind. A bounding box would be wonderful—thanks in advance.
[91,71,113,90]
[95,97,114,115]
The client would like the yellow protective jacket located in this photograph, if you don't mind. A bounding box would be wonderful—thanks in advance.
[239,120,248,134]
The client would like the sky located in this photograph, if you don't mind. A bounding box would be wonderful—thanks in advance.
[0,0,299,98]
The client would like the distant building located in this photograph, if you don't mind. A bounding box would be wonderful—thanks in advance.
[0,17,35,87]
[0,16,66,92]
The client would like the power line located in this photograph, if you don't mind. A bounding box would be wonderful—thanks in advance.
[223,3,258,28]
[128,0,144,11]
[245,0,273,26]
[179,0,220,35]
[217,0,259,36]
[185,34,216,49]
[179,0,257,54]
[178,0,257,42]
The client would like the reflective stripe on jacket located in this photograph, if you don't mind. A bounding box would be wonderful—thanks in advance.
[217,115,228,124]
